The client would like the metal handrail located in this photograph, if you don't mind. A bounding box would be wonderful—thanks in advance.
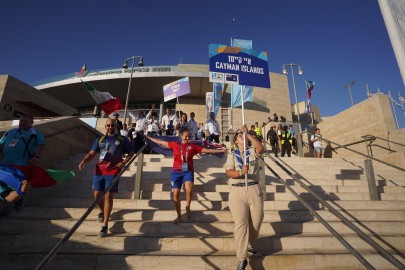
[306,131,405,172]
[260,156,375,269]
[264,155,405,269]
[362,135,405,148]
[333,137,376,150]
[34,143,148,270]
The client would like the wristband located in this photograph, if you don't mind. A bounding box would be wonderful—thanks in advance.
[239,170,242,176]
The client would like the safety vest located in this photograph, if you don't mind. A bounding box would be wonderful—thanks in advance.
[280,131,292,145]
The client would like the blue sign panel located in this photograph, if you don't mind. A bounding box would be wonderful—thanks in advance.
[209,44,270,89]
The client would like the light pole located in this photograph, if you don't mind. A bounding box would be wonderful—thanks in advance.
[342,80,356,106]
[282,63,303,133]
[122,55,144,125]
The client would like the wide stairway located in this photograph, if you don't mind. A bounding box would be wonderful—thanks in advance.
[1,153,405,269]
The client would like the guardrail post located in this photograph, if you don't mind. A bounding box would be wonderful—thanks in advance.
[364,159,379,201]
[258,157,266,200]
[134,152,144,199]
[297,134,304,157]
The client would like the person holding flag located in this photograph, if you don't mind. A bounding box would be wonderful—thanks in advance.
[145,126,228,225]
[225,125,264,270]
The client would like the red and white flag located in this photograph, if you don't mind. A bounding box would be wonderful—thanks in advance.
[81,81,123,115]
[75,64,88,77]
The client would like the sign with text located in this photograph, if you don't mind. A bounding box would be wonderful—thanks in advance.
[163,77,191,102]
[209,43,270,88]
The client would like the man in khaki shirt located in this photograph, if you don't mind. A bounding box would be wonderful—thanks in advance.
[225,125,264,270]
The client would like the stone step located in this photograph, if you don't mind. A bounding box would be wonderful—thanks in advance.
[2,219,405,236]
[138,182,405,193]
[8,208,405,223]
[138,191,384,201]
[1,234,404,254]
[2,253,405,270]
[22,197,405,210]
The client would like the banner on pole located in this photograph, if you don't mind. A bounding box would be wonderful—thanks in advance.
[213,83,224,117]
[163,77,191,102]
[206,92,213,121]
[209,43,270,88]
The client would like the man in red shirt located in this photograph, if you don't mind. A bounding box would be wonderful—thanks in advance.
[145,127,228,224]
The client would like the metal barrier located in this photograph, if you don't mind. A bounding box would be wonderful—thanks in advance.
[262,155,405,270]
[34,143,148,270]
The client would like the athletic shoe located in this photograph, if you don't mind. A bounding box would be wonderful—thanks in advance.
[98,226,108,238]
[247,246,257,255]
[236,259,247,270]
[97,212,104,223]
[14,197,24,211]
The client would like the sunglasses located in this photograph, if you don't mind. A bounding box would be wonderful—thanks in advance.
[106,124,116,127]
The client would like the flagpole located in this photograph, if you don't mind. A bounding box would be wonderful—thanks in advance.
[389,91,400,129]
[176,97,181,120]
[240,85,248,191]
[230,38,234,131]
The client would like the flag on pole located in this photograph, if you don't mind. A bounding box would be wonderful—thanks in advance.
[305,81,315,113]
[213,83,224,117]
[75,64,88,77]
[81,81,124,115]
[231,85,253,108]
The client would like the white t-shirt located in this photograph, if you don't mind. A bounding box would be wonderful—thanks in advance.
[205,119,220,135]
[311,134,323,148]
[161,114,179,130]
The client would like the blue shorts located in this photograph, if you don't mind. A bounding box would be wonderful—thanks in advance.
[170,170,194,189]
[93,174,119,192]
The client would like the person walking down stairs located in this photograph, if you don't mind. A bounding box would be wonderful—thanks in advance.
[145,126,228,225]
[78,118,134,238]
[225,125,264,270]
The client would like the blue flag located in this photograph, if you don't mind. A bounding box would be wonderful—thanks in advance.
[231,85,253,108]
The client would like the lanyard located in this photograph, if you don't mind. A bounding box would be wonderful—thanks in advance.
[179,143,189,163]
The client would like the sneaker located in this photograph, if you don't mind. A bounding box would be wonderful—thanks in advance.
[236,259,247,270]
[98,225,108,238]
[14,197,24,211]
[247,246,258,255]
[97,212,104,223]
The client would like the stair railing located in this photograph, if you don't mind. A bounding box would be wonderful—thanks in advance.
[34,143,148,270]
[361,134,405,158]
[262,155,405,270]
[306,131,404,201]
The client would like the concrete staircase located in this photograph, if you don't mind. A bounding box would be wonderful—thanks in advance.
[1,153,405,269]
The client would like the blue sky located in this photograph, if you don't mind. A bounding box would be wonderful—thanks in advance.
[1,0,404,128]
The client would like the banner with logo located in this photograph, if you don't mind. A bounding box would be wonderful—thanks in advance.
[163,77,191,102]
[209,43,270,88]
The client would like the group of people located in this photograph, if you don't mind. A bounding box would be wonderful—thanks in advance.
[79,113,263,270]
[0,112,271,270]
[113,105,223,154]
[266,124,297,157]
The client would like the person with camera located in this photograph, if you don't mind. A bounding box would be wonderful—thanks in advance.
[311,128,323,158]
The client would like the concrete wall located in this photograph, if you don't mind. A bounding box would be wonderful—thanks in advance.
[0,75,77,120]
[314,94,405,167]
